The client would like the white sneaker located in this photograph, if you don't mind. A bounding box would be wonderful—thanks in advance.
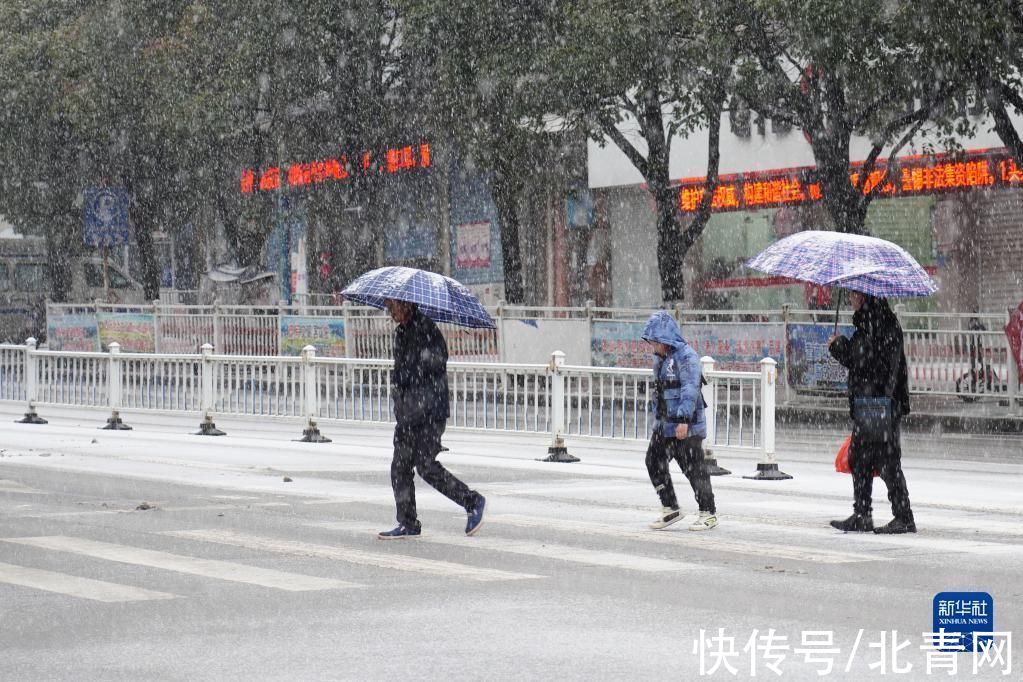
[689,512,718,531]
[649,507,683,530]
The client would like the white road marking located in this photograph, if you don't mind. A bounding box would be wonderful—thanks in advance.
[313,521,693,573]
[0,561,177,602]
[2,536,355,592]
[163,529,543,583]
[0,480,46,495]
[485,514,886,564]
[5,502,292,519]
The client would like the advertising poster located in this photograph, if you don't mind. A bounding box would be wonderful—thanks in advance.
[279,315,345,357]
[786,322,854,392]
[684,324,785,372]
[97,312,156,353]
[590,320,650,368]
[46,312,100,352]
[455,221,492,269]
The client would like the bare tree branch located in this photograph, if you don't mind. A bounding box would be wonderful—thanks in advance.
[599,115,649,178]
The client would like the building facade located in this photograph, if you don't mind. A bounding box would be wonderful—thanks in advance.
[588,109,1023,315]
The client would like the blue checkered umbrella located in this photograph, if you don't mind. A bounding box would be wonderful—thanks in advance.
[745,230,937,297]
[341,266,496,328]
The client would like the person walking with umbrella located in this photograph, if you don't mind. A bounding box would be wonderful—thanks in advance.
[827,291,916,534]
[744,230,934,535]
[341,267,491,539]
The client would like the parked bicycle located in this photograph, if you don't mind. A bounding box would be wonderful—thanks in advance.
[955,319,1004,402]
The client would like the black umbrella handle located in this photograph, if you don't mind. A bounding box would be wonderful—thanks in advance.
[833,288,843,335]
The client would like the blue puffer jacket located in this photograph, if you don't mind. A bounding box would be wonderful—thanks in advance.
[642,311,707,439]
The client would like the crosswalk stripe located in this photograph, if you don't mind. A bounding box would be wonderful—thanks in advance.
[163,529,544,582]
[2,536,356,592]
[0,561,177,602]
[485,514,885,564]
[0,480,45,495]
[311,521,694,573]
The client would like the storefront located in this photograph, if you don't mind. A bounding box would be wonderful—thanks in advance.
[589,112,1023,314]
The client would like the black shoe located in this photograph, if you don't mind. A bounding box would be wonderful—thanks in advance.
[830,514,874,532]
[378,523,422,539]
[873,519,917,534]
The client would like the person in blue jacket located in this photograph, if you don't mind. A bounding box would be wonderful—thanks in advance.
[642,310,717,531]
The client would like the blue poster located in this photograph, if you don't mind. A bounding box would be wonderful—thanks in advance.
[448,169,503,285]
[591,320,649,368]
[786,323,853,391]
[83,188,130,247]
[265,197,292,303]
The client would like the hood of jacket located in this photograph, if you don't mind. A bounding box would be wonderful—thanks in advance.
[642,310,686,350]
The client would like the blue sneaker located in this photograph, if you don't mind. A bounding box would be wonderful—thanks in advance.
[465,496,486,536]
[378,524,421,539]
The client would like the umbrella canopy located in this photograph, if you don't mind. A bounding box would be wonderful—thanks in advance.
[341,266,496,329]
[744,230,937,297]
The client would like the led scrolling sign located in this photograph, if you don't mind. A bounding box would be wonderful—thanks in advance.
[677,150,1023,214]
[240,142,432,194]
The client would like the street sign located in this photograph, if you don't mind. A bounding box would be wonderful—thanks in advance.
[83,188,130,247]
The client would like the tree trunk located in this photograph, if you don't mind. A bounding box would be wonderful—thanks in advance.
[45,213,78,304]
[491,159,524,304]
[814,140,869,234]
[650,178,687,303]
[127,184,162,301]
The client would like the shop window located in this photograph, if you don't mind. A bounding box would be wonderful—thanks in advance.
[85,262,132,288]
[14,263,49,292]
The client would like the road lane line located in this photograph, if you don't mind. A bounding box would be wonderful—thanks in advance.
[163,529,544,582]
[485,514,886,564]
[2,536,356,592]
[0,480,46,495]
[312,521,693,573]
[0,561,177,602]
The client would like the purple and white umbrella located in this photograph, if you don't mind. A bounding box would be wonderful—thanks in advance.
[341,266,496,329]
[744,230,937,297]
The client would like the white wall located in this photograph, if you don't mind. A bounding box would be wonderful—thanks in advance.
[605,188,662,308]
[588,110,1019,189]
[500,318,591,365]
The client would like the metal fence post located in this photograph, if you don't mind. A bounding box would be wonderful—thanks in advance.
[539,350,578,462]
[297,344,331,442]
[195,343,225,435]
[342,300,353,359]
[700,356,730,475]
[152,301,162,354]
[781,304,791,403]
[743,357,791,480]
[213,304,223,353]
[16,337,47,424]
[496,299,506,364]
[1007,308,1021,416]
[101,342,131,430]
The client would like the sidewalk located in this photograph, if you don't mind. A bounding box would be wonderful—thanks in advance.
[778,393,1023,434]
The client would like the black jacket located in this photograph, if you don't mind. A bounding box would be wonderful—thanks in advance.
[828,296,911,418]
[391,308,450,426]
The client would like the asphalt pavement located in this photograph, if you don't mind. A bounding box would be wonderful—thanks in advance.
[0,405,1020,681]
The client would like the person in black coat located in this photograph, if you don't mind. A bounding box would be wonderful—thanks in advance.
[828,291,916,534]
[377,299,486,539]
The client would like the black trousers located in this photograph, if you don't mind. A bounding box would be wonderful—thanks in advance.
[391,420,479,528]
[850,419,914,523]
[645,430,716,514]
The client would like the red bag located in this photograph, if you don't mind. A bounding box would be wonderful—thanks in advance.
[834,435,853,474]
[834,435,879,476]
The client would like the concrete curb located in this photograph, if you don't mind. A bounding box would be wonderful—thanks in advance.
[777,404,1023,435]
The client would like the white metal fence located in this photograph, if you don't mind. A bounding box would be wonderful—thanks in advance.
[44,302,1022,405]
[0,341,779,463]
